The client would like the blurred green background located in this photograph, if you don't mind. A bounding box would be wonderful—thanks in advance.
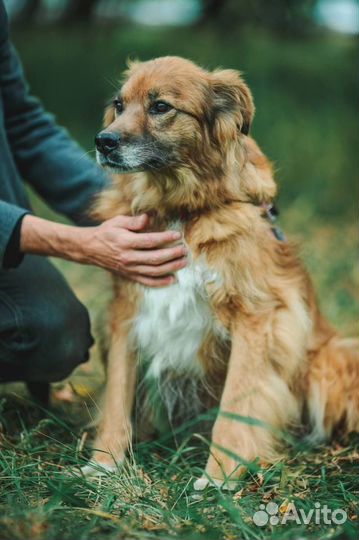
[4,0,359,332]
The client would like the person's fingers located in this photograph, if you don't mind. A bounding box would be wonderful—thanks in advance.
[110,214,149,231]
[128,229,182,249]
[132,274,177,288]
[129,257,187,277]
[128,245,187,265]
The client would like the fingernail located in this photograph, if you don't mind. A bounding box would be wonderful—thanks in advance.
[172,231,181,240]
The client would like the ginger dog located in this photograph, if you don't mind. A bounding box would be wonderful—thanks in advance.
[87,57,358,488]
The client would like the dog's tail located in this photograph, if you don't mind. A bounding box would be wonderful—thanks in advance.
[306,335,359,443]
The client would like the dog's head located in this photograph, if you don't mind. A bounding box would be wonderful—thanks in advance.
[95,56,254,176]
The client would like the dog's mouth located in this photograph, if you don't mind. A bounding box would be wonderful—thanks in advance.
[96,141,176,174]
[96,152,145,174]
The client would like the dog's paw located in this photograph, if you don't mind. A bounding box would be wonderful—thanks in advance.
[193,476,238,491]
[193,477,212,491]
[76,461,119,478]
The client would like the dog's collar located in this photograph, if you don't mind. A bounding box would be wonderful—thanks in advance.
[241,122,250,136]
[261,202,286,242]
[178,208,201,222]
[176,199,254,222]
[150,201,286,241]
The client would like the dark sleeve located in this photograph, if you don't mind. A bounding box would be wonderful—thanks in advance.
[0,200,29,267]
[2,212,28,269]
[0,12,108,224]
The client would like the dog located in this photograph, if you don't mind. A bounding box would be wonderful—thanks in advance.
[86,56,358,488]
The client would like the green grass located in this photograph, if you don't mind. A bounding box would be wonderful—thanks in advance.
[0,22,357,540]
[0,393,358,540]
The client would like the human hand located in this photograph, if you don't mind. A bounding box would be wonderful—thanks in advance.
[79,214,187,287]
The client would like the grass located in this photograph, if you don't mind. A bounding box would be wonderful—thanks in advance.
[0,21,358,540]
[0,392,358,540]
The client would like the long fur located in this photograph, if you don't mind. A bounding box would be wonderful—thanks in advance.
[90,57,358,484]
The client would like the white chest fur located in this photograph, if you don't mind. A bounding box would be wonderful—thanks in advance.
[133,249,226,379]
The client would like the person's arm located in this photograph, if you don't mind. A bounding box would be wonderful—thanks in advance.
[19,213,187,287]
[0,8,106,224]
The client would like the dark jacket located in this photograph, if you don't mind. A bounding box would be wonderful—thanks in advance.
[0,1,107,267]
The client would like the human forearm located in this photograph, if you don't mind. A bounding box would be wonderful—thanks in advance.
[19,214,188,287]
[19,214,88,263]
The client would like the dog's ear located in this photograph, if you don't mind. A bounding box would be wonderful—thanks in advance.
[125,57,141,71]
[210,69,255,142]
[123,57,142,81]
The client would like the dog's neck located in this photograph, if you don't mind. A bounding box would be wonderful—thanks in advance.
[121,137,276,225]
[130,146,248,219]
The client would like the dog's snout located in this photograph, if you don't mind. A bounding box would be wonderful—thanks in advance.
[95,132,120,155]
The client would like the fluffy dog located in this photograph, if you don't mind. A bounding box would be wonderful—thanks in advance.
[88,56,358,488]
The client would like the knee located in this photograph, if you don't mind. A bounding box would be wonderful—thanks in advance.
[25,298,94,382]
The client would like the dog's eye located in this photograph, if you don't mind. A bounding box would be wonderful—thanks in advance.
[113,98,123,114]
[150,101,172,115]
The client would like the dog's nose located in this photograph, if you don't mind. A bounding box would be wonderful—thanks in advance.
[95,132,120,155]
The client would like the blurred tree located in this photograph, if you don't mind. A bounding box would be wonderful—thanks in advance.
[62,0,98,22]
[6,0,100,23]
[255,0,316,34]
[10,0,41,23]
[198,0,316,35]
[9,0,317,31]
[201,0,227,23]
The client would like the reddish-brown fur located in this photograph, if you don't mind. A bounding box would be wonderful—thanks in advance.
[90,57,358,486]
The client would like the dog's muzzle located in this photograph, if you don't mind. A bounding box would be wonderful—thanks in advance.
[95,130,174,173]
[95,131,120,156]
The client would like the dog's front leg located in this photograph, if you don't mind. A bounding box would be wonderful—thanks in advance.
[88,326,136,473]
[195,321,297,489]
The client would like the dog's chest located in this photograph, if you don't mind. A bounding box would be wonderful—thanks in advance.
[133,252,226,379]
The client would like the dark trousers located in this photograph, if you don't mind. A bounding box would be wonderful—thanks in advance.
[0,255,93,383]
